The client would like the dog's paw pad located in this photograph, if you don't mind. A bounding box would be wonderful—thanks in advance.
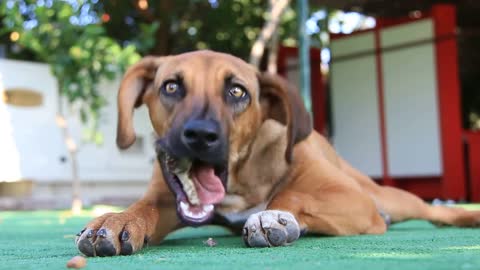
[77,238,95,257]
[242,210,300,247]
[95,237,117,257]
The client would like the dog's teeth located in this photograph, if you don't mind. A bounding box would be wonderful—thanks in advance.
[180,203,208,219]
[194,211,207,219]
[186,210,207,219]
[185,209,195,218]
[203,204,214,212]
[180,201,189,211]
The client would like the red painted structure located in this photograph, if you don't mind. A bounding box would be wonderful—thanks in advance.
[330,4,467,201]
[431,5,467,200]
[372,5,466,200]
[278,4,480,201]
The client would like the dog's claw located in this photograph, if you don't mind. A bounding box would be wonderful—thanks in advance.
[86,229,95,238]
[97,228,107,238]
[243,210,300,248]
[121,231,130,241]
[379,210,392,227]
[76,228,86,237]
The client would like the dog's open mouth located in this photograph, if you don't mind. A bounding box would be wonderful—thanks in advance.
[155,141,227,226]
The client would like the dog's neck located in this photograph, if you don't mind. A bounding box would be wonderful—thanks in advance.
[219,119,290,213]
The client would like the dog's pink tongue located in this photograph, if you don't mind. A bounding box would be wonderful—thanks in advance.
[191,166,225,205]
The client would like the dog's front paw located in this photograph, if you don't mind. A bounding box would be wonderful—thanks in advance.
[75,212,148,257]
[242,210,300,247]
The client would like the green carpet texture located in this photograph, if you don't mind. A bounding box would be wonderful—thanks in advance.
[1,206,479,270]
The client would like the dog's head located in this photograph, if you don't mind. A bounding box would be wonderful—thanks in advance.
[117,50,311,225]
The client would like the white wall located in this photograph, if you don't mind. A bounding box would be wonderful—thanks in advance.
[0,59,155,183]
[331,32,383,177]
[330,19,442,178]
[381,19,442,177]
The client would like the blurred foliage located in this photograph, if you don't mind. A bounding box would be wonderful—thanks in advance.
[0,0,157,143]
[2,0,475,131]
[95,1,361,60]
[0,0,312,140]
[0,0,406,134]
[97,0,302,60]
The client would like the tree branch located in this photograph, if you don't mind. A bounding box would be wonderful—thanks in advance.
[267,29,280,73]
[249,0,290,68]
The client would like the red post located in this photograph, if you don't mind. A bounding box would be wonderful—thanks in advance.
[466,132,480,202]
[373,24,394,187]
[432,4,466,200]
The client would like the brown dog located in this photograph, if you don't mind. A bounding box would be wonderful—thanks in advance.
[75,50,480,256]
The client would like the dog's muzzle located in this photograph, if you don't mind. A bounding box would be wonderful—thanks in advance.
[155,119,228,226]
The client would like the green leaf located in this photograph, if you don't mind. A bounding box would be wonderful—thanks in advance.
[84,25,105,36]
[2,0,147,144]
[58,3,73,20]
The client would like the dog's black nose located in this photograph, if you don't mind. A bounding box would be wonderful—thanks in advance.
[181,120,220,151]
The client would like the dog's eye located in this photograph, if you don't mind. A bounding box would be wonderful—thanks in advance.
[228,86,246,99]
[165,82,179,94]
[160,80,184,100]
[225,84,250,114]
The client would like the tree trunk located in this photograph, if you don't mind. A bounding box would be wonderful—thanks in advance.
[267,29,280,73]
[249,0,290,68]
[151,0,174,55]
[56,81,82,214]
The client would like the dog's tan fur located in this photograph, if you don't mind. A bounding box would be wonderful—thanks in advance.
[77,51,480,256]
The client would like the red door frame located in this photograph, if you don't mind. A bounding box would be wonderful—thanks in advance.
[328,4,466,200]
[431,5,466,200]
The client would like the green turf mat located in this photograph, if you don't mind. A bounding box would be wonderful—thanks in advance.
[0,209,479,270]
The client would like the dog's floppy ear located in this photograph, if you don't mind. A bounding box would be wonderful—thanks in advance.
[257,72,312,163]
[117,56,166,149]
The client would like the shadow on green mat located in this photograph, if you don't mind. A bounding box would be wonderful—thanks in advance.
[0,208,479,270]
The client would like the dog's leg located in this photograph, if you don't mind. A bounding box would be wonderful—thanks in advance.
[242,189,387,247]
[75,167,180,257]
[376,186,480,227]
[243,153,387,247]
[341,158,480,227]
